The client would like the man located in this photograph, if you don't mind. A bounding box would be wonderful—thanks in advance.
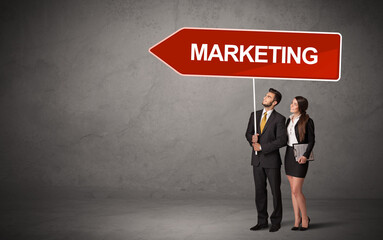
[245,88,287,232]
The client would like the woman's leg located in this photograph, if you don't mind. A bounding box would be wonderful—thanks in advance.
[287,175,301,226]
[291,177,308,227]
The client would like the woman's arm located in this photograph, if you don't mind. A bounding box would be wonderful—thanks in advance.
[303,118,315,158]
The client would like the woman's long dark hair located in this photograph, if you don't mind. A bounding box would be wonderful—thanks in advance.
[295,96,309,142]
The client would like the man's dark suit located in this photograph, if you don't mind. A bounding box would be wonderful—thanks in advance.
[246,110,287,226]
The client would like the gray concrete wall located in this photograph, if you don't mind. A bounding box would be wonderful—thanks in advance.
[1,0,382,199]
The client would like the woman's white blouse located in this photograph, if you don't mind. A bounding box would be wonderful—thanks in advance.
[287,114,300,147]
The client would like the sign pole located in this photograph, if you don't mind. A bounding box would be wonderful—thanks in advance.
[253,78,257,155]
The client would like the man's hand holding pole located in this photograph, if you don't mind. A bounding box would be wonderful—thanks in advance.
[252,134,261,151]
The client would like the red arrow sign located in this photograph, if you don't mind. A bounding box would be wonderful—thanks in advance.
[149,27,342,81]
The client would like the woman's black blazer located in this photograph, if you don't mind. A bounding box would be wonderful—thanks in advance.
[286,117,315,159]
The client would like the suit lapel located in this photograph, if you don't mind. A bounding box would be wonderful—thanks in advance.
[286,118,290,127]
[260,110,276,135]
[256,111,262,135]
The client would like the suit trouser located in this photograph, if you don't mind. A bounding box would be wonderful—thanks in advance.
[253,165,282,225]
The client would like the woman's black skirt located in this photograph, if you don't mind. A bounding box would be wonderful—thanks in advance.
[285,146,309,178]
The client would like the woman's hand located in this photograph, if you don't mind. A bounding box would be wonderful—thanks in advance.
[298,156,307,164]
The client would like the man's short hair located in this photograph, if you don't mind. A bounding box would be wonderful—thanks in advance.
[269,88,282,105]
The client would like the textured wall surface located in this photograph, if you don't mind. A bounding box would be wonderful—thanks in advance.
[1,0,382,199]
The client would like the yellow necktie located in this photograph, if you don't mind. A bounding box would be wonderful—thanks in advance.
[260,112,267,134]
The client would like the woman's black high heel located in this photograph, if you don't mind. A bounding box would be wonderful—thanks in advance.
[291,217,302,230]
[299,217,310,231]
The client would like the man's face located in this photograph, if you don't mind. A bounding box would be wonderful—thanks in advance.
[262,92,276,108]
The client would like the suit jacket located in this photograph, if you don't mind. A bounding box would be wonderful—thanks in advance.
[246,110,287,168]
[286,117,315,159]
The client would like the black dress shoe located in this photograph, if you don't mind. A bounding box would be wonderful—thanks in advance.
[250,223,268,231]
[269,224,280,232]
[300,217,310,231]
[291,218,302,230]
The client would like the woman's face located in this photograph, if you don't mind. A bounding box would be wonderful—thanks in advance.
[290,98,300,114]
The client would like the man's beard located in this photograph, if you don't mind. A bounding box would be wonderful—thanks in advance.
[262,102,272,107]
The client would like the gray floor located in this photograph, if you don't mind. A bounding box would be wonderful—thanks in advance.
[1,187,382,240]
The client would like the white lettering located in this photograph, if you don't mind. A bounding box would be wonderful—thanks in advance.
[224,45,239,62]
[268,46,282,63]
[240,45,254,62]
[255,46,268,63]
[191,43,207,61]
[281,46,286,64]
[287,47,301,64]
[208,44,224,61]
[190,44,318,65]
[302,47,318,64]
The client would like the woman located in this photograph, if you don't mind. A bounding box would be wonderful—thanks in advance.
[285,96,315,231]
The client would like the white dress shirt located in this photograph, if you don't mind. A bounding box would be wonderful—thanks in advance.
[260,109,274,127]
[287,114,300,147]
